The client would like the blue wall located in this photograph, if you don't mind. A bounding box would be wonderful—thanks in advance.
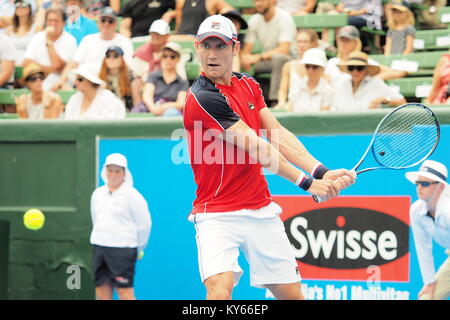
[97,125,450,300]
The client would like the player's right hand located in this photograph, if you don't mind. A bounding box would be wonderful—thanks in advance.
[307,178,339,201]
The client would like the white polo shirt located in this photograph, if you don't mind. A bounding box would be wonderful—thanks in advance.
[289,77,334,112]
[332,75,404,112]
[90,182,151,250]
[410,189,450,285]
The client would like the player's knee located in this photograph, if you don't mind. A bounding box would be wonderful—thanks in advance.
[206,285,232,300]
[116,287,136,300]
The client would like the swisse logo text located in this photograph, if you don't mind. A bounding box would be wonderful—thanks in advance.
[284,207,409,269]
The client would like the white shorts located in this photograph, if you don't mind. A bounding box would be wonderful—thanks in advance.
[190,202,301,288]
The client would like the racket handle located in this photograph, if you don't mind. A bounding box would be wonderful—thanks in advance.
[312,195,323,203]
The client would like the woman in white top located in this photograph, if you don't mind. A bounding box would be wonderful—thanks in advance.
[90,153,151,300]
[332,51,406,112]
[288,48,334,112]
[64,64,126,120]
[15,63,63,119]
[275,29,319,110]
[6,0,42,66]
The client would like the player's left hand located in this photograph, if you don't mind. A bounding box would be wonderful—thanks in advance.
[323,169,356,191]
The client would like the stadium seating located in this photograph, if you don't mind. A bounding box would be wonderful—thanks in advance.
[439,6,450,26]
[225,0,254,9]
[414,29,450,51]
[0,89,76,104]
[386,77,433,98]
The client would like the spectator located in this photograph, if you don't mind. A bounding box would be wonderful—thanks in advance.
[15,62,63,119]
[426,52,450,105]
[91,153,151,300]
[385,0,415,55]
[119,0,175,39]
[135,42,189,116]
[98,46,134,111]
[0,0,37,30]
[5,0,43,66]
[405,160,450,300]
[64,64,126,119]
[222,10,248,72]
[0,32,16,89]
[332,51,406,111]
[84,0,120,19]
[241,0,297,106]
[54,7,133,91]
[276,0,316,15]
[22,7,77,91]
[417,0,447,29]
[130,19,187,110]
[170,0,234,36]
[64,0,99,45]
[275,29,319,109]
[284,48,334,112]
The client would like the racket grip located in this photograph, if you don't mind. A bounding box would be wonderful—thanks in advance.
[312,195,324,203]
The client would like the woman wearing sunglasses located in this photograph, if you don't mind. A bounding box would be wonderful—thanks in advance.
[332,51,406,112]
[64,64,126,119]
[285,48,334,113]
[98,46,134,111]
[135,42,189,116]
[405,160,450,300]
[15,63,63,119]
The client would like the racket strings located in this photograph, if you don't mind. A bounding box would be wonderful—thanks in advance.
[372,104,438,168]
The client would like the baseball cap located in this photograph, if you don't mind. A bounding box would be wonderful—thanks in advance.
[338,25,360,40]
[405,160,448,185]
[196,14,238,45]
[106,45,124,56]
[101,153,134,186]
[149,19,170,35]
[162,42,182,56]
[99,6,117,20]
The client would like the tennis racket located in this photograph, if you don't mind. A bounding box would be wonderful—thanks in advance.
[313,103,440,203]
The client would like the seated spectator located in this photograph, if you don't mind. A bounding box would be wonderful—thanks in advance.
[241,0,297,106]
[168,0,234,37]
[332,51,406,111]
[0,32,16,89]
[135,42,189,116]
[98,46,134,111]
[119,0,175,39]
[416,0,447,29]
[276,0,316,15]
[64,0,99,45]
[130,19,187,110]
[6,0,43,66]
[53,7,133,91]
[222,10,248,72]
[64,64,126,119]
[285,48,334,112]
[275,29,319,109]
[426,52,450,105]
[0,0,37,30]
[84,0,120,19]
[15,62,63,119]
[385,0,415,55]
[22,7,77,91]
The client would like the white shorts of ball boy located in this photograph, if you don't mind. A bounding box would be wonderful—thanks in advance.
[188,201,301,288]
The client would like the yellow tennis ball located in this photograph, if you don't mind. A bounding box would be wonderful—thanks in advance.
[23,208,45,231]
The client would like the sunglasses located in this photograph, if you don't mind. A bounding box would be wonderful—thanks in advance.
[15,2,30,8]
[106,53,121,59]
[75,76,85,82]
[347,65,366,72]
[415,181,440,187]
[162,54,178,60]
[305,64,320,70]
[26,73,45,82]
[100,17,116,24]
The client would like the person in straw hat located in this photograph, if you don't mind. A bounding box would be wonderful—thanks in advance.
[331,51,406,112]
[405,160,450,300]
[15,62,63,119]
[64,63,126,120]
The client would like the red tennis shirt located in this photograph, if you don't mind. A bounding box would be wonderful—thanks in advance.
[183,72,273,214]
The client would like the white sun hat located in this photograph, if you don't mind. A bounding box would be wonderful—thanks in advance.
[196,14,238,45]
[75,64,105,86]
[405,160,448,185]
[300,48,328,67]
[101,153,134,187]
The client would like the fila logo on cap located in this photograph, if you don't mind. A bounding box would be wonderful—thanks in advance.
[211,21,221,29]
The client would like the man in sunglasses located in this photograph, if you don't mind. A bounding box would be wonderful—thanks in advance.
[53,6,133,91]
[405,160,450,300]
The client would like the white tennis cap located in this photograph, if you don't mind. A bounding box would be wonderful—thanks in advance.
[196,14,238,45]
[149,19,170,35]
[405,160,448,185]
[300,48,327,67]
[102,153,134,186]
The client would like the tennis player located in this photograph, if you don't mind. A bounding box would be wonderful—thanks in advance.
[406,160,450,300]
[183,15,356,300]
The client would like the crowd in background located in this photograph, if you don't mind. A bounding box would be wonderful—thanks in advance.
[0,0,450,119]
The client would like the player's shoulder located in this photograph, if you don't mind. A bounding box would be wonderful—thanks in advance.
[188,75,223,104]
